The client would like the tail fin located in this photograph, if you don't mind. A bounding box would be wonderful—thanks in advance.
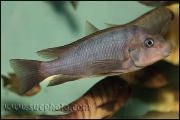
[9,59,47,95]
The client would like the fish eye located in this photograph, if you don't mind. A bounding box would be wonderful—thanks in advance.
[144,38,154,48]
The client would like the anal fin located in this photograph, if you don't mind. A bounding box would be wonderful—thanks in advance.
[47,75,82,87]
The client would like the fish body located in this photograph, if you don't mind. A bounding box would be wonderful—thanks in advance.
[105,7,175,35]
[42,26,141,76]
[10,24,173,94]
[38,76,132,119]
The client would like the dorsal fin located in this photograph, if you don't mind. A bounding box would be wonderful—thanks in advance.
[85,21,99,36]
[37,21,99,60]
[104,22,120,28]
[36,46,68,59]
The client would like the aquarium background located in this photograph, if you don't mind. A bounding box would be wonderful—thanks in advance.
[1,1,179,119]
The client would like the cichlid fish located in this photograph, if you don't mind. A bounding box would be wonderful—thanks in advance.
[38,76,132,119]
[105,7,175,35]
[139,1,179,7]
[10,23,173,95]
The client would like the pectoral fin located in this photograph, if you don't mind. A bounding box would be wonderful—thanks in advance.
[89,59,130,75]
[94,72,122,77]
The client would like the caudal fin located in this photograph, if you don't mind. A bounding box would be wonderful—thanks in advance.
[9,59,47,95]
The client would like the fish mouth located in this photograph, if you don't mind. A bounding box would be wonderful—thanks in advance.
[162,49,172,57]
[161,42,173,57]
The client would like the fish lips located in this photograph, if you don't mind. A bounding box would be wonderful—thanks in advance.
[161,49,173,57]
[160,42,173,57]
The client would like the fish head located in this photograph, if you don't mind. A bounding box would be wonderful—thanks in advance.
[128,26,173,67]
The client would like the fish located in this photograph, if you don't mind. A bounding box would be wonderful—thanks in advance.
[9,22,173,95]
[38,76,132,119]
[139,1,179,7]
[119,65,168,88]
[1,73,41,96]
[105,7,175,35]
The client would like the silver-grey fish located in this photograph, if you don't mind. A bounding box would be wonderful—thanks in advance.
[9,23,173,95]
